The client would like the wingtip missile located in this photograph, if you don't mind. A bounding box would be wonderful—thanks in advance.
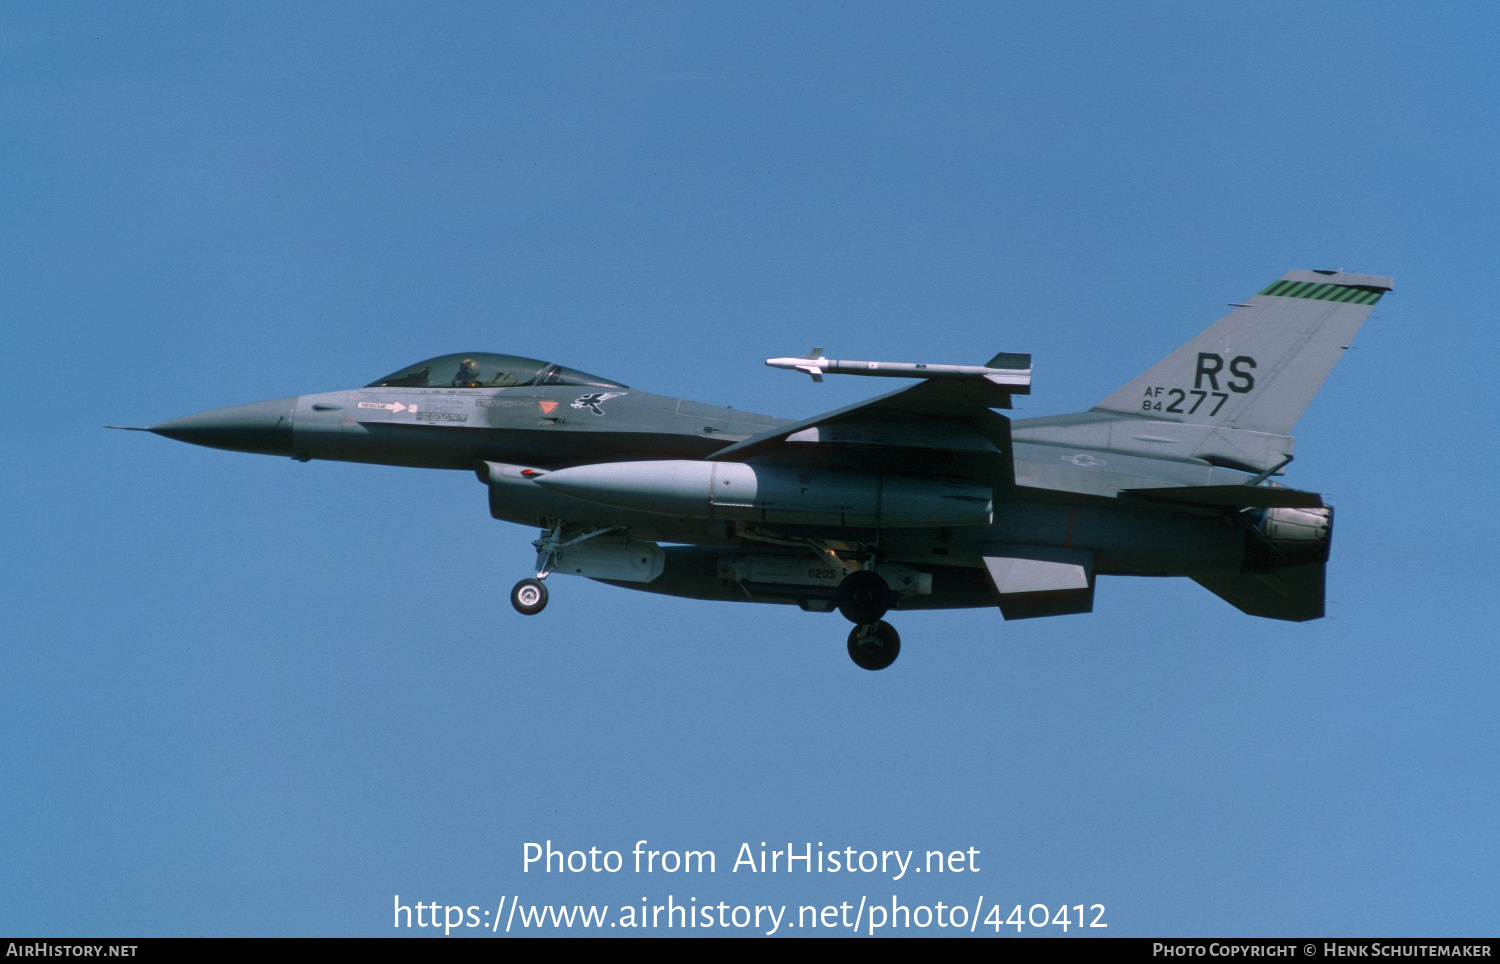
[765,352,1031,392]
[764,349,826,381]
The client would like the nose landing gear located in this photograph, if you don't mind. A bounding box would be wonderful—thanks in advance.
[512,521,628,616]
[510,577,548,615]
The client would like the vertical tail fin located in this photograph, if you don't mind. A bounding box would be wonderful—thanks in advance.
[1094,270,1392,436]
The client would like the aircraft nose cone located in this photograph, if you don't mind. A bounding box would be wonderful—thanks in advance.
[150,397,297,456]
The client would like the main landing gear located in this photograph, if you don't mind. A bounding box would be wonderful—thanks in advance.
[835,569,890,624]
[836,568,900,670]
[847,620,900,671]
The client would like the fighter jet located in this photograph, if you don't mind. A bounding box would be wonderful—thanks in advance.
[118,269,1390,669]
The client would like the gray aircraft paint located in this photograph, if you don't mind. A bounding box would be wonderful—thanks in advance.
[122,270,1390,667]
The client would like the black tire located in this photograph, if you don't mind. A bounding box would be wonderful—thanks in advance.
[511,578,548,615]
[847,621,901,671]
[836,569,892,625]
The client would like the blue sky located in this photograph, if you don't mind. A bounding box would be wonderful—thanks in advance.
[4,2,1496,936]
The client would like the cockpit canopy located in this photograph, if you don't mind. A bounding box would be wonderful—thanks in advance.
[366,353,627,390]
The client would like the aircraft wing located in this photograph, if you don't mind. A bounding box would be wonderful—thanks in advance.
[707,378,1017,485]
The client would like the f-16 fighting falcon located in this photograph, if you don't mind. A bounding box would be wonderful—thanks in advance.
[117,269,1391,669]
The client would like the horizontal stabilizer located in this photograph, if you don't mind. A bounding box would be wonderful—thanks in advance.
[1193,561,1326,622]
[1120,485,1324,509]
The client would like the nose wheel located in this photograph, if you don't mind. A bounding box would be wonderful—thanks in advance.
[511,577,549,615]
[847,621,900,671]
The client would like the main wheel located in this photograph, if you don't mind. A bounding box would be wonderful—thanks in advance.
[847,620,901,671]
[511,577,548,615]
[836,569,892,625]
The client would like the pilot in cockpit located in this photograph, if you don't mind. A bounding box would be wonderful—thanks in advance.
[452,358,482,387]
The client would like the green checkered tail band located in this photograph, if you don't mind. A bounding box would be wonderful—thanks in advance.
[1258,279,1383,305]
